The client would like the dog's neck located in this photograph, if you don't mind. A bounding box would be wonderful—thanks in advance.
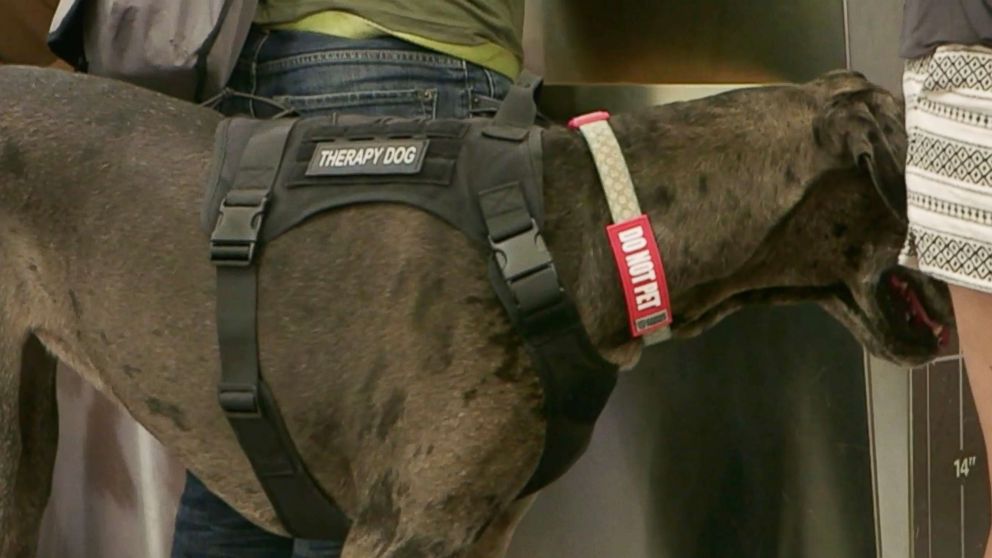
[539,97,837,367]
[541,116,690,367]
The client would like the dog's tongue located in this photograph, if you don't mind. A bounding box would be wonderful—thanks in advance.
[889,275,949,347]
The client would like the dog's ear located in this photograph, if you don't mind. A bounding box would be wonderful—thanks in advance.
[813,78,908,223]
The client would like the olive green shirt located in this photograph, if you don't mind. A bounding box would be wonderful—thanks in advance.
[256,1,524,78]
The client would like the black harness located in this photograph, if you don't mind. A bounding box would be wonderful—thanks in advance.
[204,74,618,539]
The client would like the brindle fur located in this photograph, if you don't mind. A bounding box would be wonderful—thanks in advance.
[0,66,950,557]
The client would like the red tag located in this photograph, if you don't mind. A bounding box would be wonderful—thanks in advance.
[605,215,673,338]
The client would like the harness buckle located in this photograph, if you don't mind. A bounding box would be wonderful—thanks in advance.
[489,221,564,314]
[218,384,261,418]
[210,195,269,266]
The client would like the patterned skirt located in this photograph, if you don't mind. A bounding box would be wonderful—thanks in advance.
[901,45,992,294]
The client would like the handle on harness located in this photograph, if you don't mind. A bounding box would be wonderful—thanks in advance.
[484,70,544,141]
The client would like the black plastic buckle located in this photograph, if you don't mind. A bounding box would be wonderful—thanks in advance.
[218,384,261,418]
[489,221,564,314]
[210,195,268,266]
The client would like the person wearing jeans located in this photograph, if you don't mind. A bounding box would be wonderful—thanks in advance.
[170,20,516,558]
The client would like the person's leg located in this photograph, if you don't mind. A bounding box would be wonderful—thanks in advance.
[948,287,992,557]
[901,45,992,557]
[291,538,345,558]
[170,472,294,558]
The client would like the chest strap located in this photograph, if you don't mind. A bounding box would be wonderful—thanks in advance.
[478,74,617,495]
[210,118,351,539]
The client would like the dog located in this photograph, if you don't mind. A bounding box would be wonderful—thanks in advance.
[0,66,951,558]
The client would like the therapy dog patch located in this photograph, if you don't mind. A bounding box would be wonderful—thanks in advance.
[306,139,429,176]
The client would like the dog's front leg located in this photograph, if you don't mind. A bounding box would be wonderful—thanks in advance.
[463,495,536,558]
[338,433,540,558]
[333,357,544,558]
[342,496,536,558]
[340,476,534,558]
[0,334,59,558]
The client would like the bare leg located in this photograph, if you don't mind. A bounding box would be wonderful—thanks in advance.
[948,286,992,558]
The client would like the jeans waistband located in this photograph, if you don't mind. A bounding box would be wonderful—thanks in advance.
[239,25,467,67]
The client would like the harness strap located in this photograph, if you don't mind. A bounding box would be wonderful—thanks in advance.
[481,182,563,317]
[210,119,351,539]
[484,70,543,141]
[477,178,616,497]
[471,75,617,495]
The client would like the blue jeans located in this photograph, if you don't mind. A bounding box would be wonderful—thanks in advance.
[170,27,512,558]
[213,27,511,119]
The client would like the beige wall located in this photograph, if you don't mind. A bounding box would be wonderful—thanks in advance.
[523,0,845,84]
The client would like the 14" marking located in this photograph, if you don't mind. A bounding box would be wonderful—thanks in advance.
[954,456,978,479]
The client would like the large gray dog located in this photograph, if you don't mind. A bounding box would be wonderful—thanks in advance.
[0,66,951,558]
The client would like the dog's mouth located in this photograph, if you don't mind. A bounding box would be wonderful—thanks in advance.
[671,267,952,365]
[874,268,950,351]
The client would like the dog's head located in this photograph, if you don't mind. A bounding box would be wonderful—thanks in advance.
[659,70,952,365]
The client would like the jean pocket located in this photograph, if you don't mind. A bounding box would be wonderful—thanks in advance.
[469,93,505,117]
[273,88,438,118]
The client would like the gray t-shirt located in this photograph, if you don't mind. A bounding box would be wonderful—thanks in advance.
[902,0,992,58]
